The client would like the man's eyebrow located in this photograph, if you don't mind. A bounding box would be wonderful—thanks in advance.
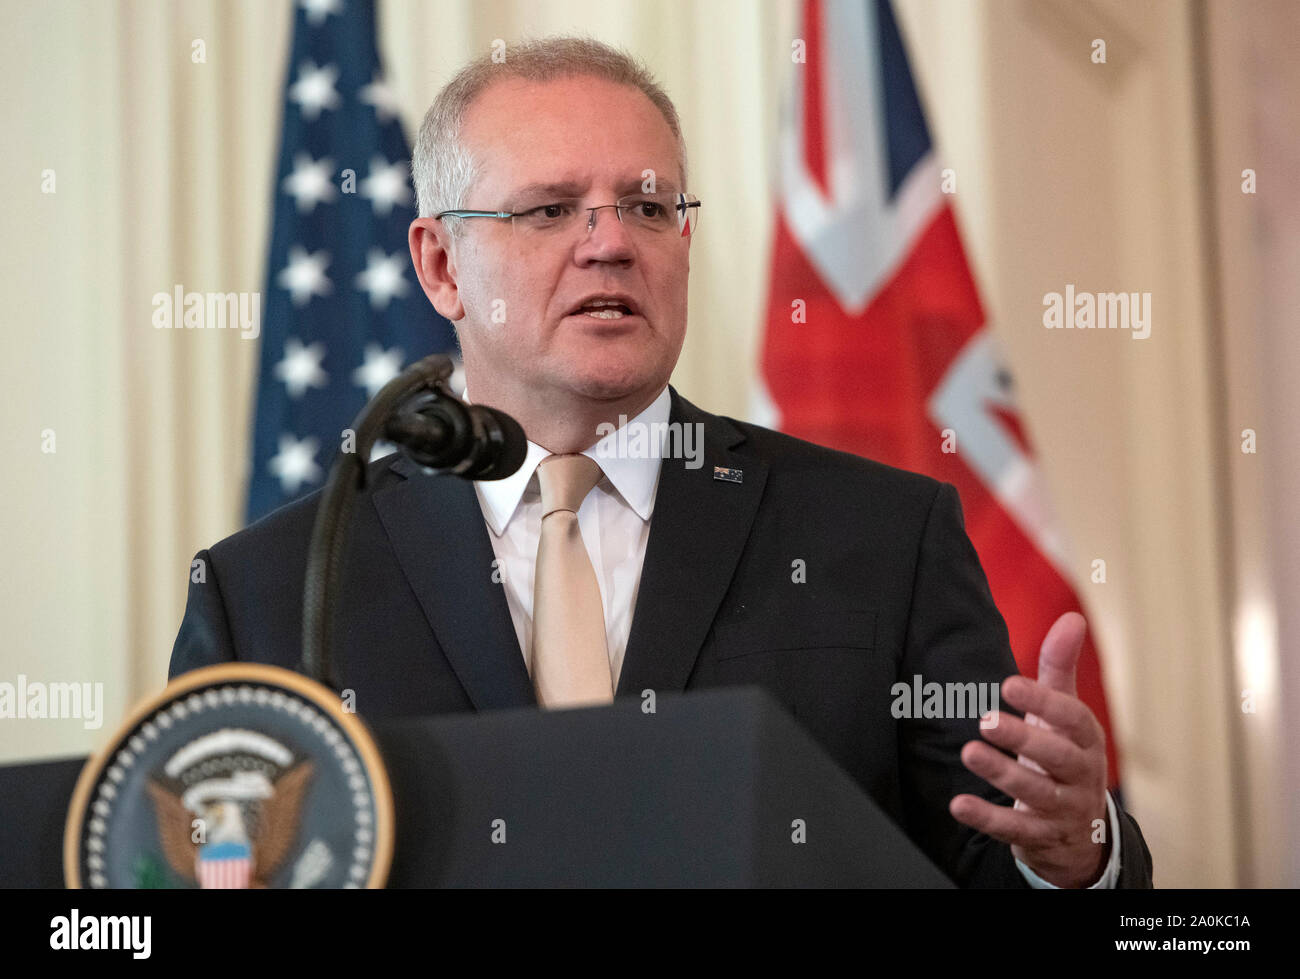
[505,177,681,205]
[618,177,679,195]
[506,181,587,204]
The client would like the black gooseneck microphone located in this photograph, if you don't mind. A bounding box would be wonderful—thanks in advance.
[385,391,526,480]
[301,354,527,688]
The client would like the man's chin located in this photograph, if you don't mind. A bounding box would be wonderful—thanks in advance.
[558,367,666,405]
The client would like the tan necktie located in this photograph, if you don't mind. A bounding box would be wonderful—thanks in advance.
[531,453,614,709]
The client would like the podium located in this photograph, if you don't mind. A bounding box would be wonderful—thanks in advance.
[0,687,953,887]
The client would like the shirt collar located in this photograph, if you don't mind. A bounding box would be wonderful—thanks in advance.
[468,385,670,536]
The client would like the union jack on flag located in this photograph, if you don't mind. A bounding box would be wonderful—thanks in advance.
[675,192,697,237]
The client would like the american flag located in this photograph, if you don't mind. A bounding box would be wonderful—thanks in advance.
[247,0,456,522]
[759,0,1121,785]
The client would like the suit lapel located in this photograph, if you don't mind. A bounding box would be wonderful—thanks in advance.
[616,388,767,696]
[372,456,536,710]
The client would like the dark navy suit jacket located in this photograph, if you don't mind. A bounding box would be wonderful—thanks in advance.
[170,386,1154,887]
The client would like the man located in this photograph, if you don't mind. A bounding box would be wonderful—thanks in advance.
[171,37,1153,888]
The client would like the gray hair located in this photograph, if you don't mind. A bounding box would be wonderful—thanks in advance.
[412,36,688,236]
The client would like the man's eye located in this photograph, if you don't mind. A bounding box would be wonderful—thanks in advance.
[638,202,665,218]
[523,203,571,220]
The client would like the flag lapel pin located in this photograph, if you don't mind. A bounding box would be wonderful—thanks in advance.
[713,466,743,484]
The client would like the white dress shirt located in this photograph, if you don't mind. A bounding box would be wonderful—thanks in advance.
[467,385,669,691]
[462,383,1121,888]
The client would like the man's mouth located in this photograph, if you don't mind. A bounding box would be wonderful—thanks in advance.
[568,295,640,320]
[580,306,628,320]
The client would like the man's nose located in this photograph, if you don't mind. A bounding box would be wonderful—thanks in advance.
[573,205,636,265]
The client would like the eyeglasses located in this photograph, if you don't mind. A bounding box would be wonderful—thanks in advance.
[436,191,701,240]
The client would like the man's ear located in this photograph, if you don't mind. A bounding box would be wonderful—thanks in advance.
[409,217,465,320]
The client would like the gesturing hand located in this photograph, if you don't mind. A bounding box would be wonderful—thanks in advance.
[949,611,1112,888]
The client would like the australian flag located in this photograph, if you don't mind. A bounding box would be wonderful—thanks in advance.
[759,0,1122,785]
[246,0,456,523]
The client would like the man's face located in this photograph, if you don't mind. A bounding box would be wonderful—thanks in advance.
[445,75,691,409]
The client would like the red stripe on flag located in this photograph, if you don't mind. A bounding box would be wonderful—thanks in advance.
[801,0,831,199]
[989,403,1035,457]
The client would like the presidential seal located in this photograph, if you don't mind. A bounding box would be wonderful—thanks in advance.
[64,663,393,889]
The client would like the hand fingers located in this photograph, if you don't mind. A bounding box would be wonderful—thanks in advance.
[980,710,1093,783]
[949,792,1064,849]
[960,740,1069,814]
[1035,610,1086,697]
[1000,675,1104,752]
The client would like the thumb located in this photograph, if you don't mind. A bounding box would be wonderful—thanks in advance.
[1035,610,1086,698]
[1013,611,1088,783]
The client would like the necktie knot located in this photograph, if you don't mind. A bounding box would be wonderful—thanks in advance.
[537,454,603,517]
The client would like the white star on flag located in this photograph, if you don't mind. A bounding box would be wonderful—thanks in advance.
[278,245,333,306]
[359,157,412,216]
[359,74,401,122]
[282,153,337,213]
[273,337,329,398]
[352,343,404,398]
[268,433,322,494]
[298,0,343,26]
[289,61,341,121]
[354,248,410,309]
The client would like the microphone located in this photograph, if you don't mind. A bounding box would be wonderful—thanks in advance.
[302,354,527,688]
[385,394,527,481]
